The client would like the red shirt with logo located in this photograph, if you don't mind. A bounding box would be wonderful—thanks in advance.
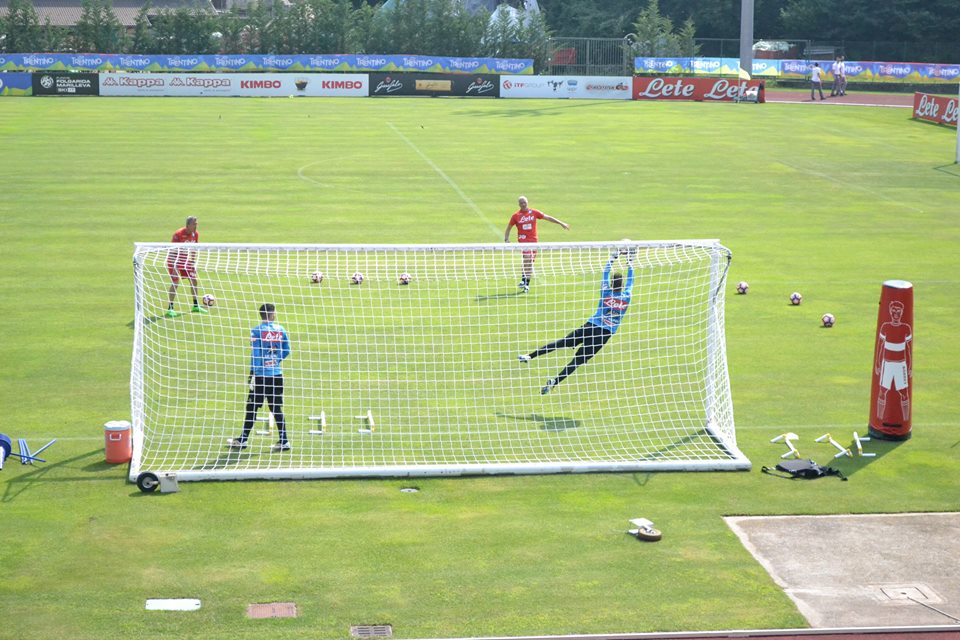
[508,208,545,243]
[167,226,198,269]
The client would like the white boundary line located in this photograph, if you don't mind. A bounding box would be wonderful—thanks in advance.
[387,121,502,238]
[407,623,960,640]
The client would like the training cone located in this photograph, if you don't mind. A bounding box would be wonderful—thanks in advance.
[868,280,913,440]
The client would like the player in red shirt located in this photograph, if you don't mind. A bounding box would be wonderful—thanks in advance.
[503,195,570,292]
[165,216,206,318]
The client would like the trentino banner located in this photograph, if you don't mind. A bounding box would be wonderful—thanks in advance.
[0,53,533,75]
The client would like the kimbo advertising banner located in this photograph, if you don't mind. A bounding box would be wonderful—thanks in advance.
[99,73,368,97]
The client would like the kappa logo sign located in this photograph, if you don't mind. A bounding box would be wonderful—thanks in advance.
[633,77,764,102]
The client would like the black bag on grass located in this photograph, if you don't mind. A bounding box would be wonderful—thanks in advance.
[761,458,847,481]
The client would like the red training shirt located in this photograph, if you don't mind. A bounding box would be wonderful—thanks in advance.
[508,208,545,243]
[168,226,199,267]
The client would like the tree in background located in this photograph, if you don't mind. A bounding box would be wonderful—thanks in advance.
[482,4,551,69]
[73,0,126,53]
[129,3,155,53]
[366,0,486,57]
[151,6,218,54]
[628,0,697,57]
[1,0,43,52]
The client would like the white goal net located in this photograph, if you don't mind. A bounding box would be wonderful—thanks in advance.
[130,241,748,482]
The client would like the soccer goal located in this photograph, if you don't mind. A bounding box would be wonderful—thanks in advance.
[130,240,749,482]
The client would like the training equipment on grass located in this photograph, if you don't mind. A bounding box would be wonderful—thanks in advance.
[868,280,914,441]
[790,292,803,305]
[628,517,662,541]
[308,411,326,435]
[770,432,801,459]
[0,432,57,470]
[852,431,876,458]
[821,313,835,327]
[311,271,324,283]
[351,271,364,285]
[736,281,748,294]
[202,294,216,307]
[130,240,747,482]
[815,433,852,459]
[398,272,412,285]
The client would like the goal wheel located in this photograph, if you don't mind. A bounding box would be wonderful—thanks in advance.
[137,472,160,493]
[635,526,662,542]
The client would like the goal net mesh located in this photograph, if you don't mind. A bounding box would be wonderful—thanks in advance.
[131,241,747,481]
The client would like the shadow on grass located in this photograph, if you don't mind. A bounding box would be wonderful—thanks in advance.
[827,435,907,478]
[126,314,164,330]
[461,101,618,119]
[475,291,525,303]
[496,412,580,432]
[933,163,960,178]
[2,448,115,503]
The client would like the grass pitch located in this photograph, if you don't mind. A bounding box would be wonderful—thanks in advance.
[1,96,958,639]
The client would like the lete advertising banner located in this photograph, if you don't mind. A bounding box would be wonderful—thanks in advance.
[500,75,631,100]
[99,73,368,97]
[0,72,33,96]
[0,53,533,75]
[913,92,958,127]
[633,76,764,102]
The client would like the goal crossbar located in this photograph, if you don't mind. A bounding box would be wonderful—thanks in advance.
[131,239,748,482]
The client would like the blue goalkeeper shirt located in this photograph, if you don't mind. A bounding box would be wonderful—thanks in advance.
[249,321,290,377]
[586,257,635,335]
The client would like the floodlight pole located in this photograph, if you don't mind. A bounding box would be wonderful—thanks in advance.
[739,0,755,78]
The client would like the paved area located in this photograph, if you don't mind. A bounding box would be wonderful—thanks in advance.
[764,90,915,108]
[726,513,960,628]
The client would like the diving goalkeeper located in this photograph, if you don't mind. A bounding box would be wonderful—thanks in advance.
[519,248,634,394]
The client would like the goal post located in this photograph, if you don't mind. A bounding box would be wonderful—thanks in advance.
[130,240,748,482]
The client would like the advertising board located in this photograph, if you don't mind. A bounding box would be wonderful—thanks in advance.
[912,92,958,128]
[33,72,99,95]
[632,76,764,102]
[98,73,368,97]
[499,76,631,99]
[0,72,33,96]
[368,73,499,97]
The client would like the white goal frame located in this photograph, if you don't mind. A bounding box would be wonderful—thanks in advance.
[131,240,749,482]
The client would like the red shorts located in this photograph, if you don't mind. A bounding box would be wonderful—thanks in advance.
[520,244,538,260]
[167,262,197,284]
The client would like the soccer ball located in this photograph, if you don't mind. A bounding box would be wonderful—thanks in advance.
[736,281,749,295]
[201,294,216,307]
[790,292,803,305]
[398,272,412,285]
[351,272,364,285]
[311,271,324,284]
[821,313,836,328]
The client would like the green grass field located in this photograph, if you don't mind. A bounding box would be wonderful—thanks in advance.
[1,96,958,640]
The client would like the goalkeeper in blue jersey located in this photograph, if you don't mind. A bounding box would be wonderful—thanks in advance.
[519,249,635,394]
[227,303,292,451]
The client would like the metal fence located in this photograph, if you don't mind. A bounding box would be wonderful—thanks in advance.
[546,37,632,76]
[696,38,960,64]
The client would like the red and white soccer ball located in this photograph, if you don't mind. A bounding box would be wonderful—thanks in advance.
[736,281,749,295]
[398,272,412,285]
[790,292,803,305]
[202,294,216,307]
[821,313,835,328]
[311,271,324,284]
[351,272,364,285]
